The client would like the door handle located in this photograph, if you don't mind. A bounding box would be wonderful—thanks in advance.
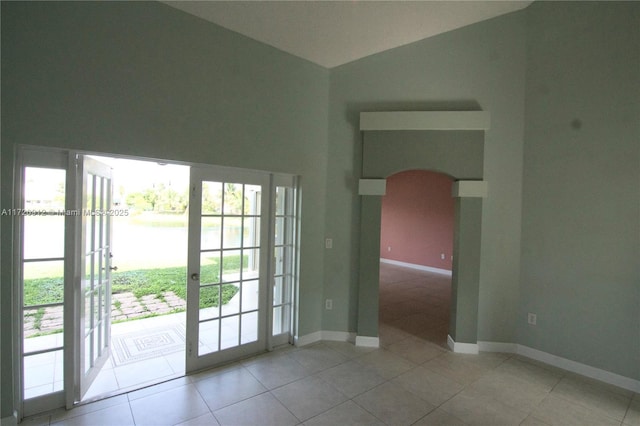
[191,273,200,281]
[110,266,118,271]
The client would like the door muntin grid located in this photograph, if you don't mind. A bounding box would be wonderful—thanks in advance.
[272,185,295,337]
[197,182,262,356]
[82,172,111,373]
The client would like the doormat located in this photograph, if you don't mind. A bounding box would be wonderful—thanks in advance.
[111,324,185,366]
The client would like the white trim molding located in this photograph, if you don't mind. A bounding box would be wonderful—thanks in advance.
[294,331,355,347]
[359,179,386,196]
[380,258,452,276]
[478,341,640,393]
[355,336,380,348]
[360,111,490,131]
[448,334,479,354]
[452,180,488,198]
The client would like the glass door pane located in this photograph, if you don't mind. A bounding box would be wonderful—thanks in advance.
[271,181,297,344]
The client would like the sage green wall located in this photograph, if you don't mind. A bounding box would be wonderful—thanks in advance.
[1,1,328,417]
[519,1,640,379]
[325,12,526,337]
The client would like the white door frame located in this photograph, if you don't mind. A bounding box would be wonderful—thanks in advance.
[12,146,299,419]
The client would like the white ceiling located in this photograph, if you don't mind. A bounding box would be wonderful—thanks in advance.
[163,1,532,68]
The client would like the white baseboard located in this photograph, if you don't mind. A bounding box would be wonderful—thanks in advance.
[294,331,323,347]
[380,258,452,276]
[479,341,640,393]
[355,336,380,348]
[294,331,355,347]
[477,341,517,353]
[447,335,479,354]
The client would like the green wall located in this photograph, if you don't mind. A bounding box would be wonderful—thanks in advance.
[519,1,640,379]
[3,0,639,420]
[1,1,328,418]
[325,11,526,339]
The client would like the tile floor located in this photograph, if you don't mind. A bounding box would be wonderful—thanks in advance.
[379,262,452,348]
[21,264,640,426]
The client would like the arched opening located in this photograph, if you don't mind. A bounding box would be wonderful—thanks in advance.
[379,170,454,348]
[356,111,490,353]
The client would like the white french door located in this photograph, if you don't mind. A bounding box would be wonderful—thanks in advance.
[17,151,115,416]
[186,167,270,372]
[76,156,114,400]
[15,148,298,418]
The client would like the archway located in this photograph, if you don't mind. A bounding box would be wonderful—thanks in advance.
[356,111,489,353]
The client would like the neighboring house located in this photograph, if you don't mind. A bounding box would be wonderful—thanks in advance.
[1,0,638,421]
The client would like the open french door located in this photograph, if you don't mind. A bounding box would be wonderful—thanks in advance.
[186,167,270,372]
[76,156,114,400]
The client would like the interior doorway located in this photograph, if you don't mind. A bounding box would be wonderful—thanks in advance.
[378,170,454,348]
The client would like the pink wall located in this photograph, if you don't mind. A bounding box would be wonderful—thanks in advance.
[380,170,454,270]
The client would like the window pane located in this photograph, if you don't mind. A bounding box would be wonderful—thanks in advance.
[24,310,63,349]
[23,350,63,399]
[85,174,94,252]
[244,185,261,215]
[222,217,242,249]
[200,252,221,285]
[242,249,259,279]
[272,306,283,335]
[274,247,284,276]
[220,284,240,317]
[243,217,260,248]
[220,316,239,350]
[223,183,243,215]
[201,217,221,250]
[241,312,258,344]
[221,250,242,283]
[84,334,91,373]
[199,286,220,320]
[273,276,284,306]
[23,261,64,306]
[274,217,285,246]
[198,320,219,356]
[241,280,259,312]
[202,181,222,215]
[23,215,65,260]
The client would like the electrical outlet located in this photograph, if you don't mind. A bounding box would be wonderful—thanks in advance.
[527,313,537,325]
[325,238,333,249]
[387,246,392,252]
[325,299,333,310]
[440,253,445,260]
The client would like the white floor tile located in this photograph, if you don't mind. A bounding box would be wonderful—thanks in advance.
[271,376,348,421]
[129,384,209,426]
[193,366,267,412]
[303,400,385,426]
[353,381,435,426]
[213,393,298,426]
[317,360,386,398]
[51,402,134,426]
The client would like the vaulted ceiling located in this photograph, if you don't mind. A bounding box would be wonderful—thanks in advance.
[163,1,533,68]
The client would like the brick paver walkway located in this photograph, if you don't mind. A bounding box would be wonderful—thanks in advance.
[24,291,187,337]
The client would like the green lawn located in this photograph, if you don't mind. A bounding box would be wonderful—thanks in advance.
[23,255,246,309]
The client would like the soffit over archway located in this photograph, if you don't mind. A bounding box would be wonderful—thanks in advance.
[360,111,489,180]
